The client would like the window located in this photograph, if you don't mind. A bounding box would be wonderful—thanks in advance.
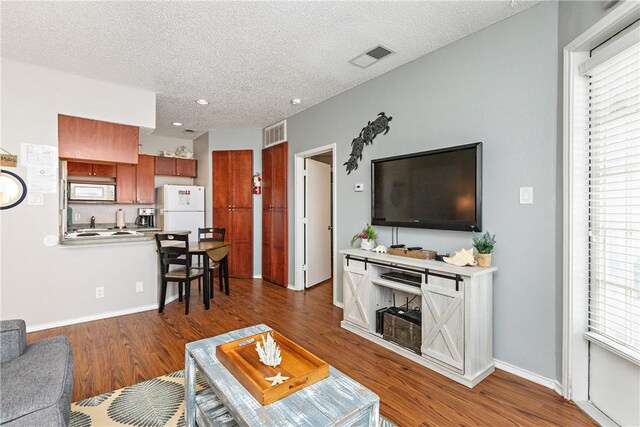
[583,28,640,357]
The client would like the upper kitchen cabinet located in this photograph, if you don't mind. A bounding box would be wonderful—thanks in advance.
[116,155,155,204]
[154,157,197,177]
[58,115,139,164]
[67,161,116,178]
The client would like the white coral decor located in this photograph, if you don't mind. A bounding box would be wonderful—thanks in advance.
[255,333,282,367]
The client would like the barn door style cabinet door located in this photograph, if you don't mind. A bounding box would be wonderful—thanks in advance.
[212,150,253,278]
[339,248,496,388]
[262,142,288,287]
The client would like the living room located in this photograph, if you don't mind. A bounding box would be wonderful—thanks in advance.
[1,1,639,426]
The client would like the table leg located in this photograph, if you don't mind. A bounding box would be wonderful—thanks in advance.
[184,352,197,427]
[224,256,230,295]
[203,255,210,310]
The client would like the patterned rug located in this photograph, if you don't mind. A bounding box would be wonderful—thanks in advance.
[70,370,395,426]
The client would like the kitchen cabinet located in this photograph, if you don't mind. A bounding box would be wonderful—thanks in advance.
[154,156,197,177]
[116,155,155,204]
[58,115,138,164]
[212,150,253,278]
[67,161,116,178]
[262,142,288,287]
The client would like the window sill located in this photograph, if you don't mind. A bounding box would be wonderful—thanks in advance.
[584,332,640,366]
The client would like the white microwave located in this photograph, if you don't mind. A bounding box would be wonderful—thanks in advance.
[69,182,116,202]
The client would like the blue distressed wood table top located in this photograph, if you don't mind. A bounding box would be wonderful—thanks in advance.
[185,324,380,426]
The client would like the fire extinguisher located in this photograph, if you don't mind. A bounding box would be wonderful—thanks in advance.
[252,173,262,195]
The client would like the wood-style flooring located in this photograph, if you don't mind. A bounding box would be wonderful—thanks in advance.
[28,278,596,426]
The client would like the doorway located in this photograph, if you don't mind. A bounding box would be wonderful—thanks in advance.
[294,144,338,306]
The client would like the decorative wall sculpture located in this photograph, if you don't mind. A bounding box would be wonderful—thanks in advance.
[344,112,392,174]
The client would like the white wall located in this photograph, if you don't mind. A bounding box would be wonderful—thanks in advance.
[208,129,263,277]
[193,132,211,225]
[139,133,193,157]
[0,59,161,329]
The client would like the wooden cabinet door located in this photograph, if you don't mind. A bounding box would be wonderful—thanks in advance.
[176,158,197,177]
[231,151,253,208]
[154,156,176,176]
[261,209,273,282]
[58,115,138,164]
[67,162,93,177]
[231,208,253,278]
[136,155,155,204]
[270,208,287,286]
[262,148,272,209]
[212,151,231,209]
[92,164,117,178]
[421,276,465,371]
[116,164,137,204]
[271,143,287,208]
[343,260,371,330]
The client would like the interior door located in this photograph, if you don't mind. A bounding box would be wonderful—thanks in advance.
[231,208,253,277]
[305,158,332,287]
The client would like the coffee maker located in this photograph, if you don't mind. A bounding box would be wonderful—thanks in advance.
[135,208,155,228]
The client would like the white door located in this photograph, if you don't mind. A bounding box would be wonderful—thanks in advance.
[304,159,332,287]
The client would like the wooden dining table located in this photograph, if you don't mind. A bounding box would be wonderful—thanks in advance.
[188,241,230,310]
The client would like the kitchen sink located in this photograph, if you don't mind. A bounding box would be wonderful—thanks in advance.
[65,230,142,239]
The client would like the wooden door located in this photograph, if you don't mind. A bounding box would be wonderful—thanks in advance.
[262,209,273,283]
[116,164,137,204]
[421,275,465,371]
[342,259,371,330]
[58,115,138,164]
[262,143,288,287]
[176,158,197,177]
[212,151,231,209]
[231,151,253,208]
[231,208,253,277]
[271,208,287,285]
[154,156,176,176]
[67,162,93,177]
[271,143,287,208]
[136,155,155,203]
[92,164,117,178]
[262,148,273,209]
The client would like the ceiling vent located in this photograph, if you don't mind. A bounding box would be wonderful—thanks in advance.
[264,120,287,148]
[183,129,196,134]
[349,45,394,69]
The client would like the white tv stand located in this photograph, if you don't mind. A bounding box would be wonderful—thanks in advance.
[340,248,497,388]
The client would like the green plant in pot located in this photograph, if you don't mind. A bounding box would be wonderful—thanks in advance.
[351,224,378,250]
[472,231,496,267]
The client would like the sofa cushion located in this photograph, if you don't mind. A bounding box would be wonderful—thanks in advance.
[0,320,26,364]
[0,336,74,425]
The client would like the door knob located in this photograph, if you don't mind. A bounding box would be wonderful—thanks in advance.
[328,225,332,230]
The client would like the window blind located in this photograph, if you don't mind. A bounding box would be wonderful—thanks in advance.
[586,33,640,357]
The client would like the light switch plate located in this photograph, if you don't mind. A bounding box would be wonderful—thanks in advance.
[520,187,533,204]
[354,183,364,192]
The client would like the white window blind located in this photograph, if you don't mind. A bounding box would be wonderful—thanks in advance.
[585,32,640,357]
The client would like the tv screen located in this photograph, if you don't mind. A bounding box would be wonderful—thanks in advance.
[371,142,482,231]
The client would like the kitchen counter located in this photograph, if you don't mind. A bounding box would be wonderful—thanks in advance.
[58,228,191,247]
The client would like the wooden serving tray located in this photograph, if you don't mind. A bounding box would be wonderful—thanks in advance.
[388,247,436,260]
[215,331,329,405]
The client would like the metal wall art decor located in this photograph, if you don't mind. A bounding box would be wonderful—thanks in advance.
[344,112,392,174]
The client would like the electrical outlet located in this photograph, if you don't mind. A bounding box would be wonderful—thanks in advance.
[74,213,81,221]
[135,281,143,293]
[95,287,104,299]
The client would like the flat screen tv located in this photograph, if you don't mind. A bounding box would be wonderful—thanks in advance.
[371,142,482,231]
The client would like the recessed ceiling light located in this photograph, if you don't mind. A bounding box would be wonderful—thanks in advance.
[291,98,301,105]
[196,99,209,105]
[172,122,183,127]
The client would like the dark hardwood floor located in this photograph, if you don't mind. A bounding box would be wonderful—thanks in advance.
[28,278,595,426]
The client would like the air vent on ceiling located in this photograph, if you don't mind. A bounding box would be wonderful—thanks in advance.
[349,45,394,69]
[183,129,196,134]
[264,120,287,148]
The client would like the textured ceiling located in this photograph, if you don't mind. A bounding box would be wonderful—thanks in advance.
[1,1,538,139]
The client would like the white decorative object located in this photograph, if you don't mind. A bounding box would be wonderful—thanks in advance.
[442,248,477,267]
[264,372,290,386]
[373,245,387,254]
[255,333,282,367]
[360,239,375,251]
[175,146,194,159]
[160,150,175,157]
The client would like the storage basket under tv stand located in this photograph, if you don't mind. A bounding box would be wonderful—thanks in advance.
[340,248,497,388]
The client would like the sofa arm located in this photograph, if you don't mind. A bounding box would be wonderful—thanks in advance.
[1,319,26,363]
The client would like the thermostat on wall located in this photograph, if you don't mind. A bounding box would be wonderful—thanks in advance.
[354,183,364,192]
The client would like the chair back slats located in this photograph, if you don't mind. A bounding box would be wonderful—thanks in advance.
[198,227,226,243]
[155,233,191,272]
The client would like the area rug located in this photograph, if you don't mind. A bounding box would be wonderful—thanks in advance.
[70,370,395,427]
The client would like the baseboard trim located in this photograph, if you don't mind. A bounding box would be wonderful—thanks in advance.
[26,294,179,333]
[574,401,618,426]
[494,359,560,394]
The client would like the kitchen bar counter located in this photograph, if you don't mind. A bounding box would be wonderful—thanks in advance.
[58,228,190,246]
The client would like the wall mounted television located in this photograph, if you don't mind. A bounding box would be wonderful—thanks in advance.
[371,142,482,232]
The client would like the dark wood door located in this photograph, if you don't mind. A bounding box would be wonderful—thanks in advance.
[136,155,155,203]
[232,151,253,208]
[271,208,287,285]
[262,148,273,209]
[92,164,117,178]
[271,143,287,208]
[58,115,138,164]
[116,164,137,204]
[231,208,253,277]
[262,208,273,283]
[67,162,93,177]
[262,142,288,287]
[176,158,197,177]
[212,151,231,209]
[154,156,176,176]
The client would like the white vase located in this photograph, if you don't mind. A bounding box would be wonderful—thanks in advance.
[360,239,375,250]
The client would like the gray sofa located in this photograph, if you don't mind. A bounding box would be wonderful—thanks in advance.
[0,320,74,426]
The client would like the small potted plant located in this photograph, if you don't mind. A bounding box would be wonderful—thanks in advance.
[351,224,378,250]
[472,231,496,267]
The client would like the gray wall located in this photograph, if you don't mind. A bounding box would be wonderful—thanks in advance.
[208,129,263,277]
[287,2,561,379]
[554,1,612,380]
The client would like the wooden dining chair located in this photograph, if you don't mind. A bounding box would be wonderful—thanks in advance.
[155,233,204,315]
[197,227,226,293]
[206,243,231,296]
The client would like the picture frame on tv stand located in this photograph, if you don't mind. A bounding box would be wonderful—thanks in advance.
[371,142,482,232]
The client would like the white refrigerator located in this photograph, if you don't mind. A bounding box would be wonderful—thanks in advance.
[156,185,205,242]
